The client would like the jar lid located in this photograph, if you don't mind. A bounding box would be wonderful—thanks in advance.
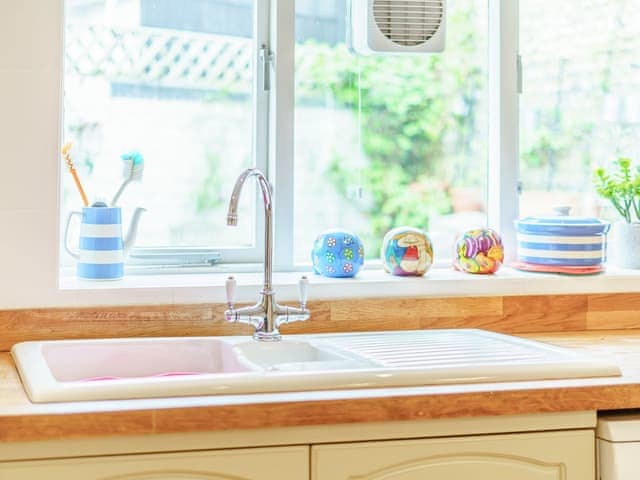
[515,206,610,236]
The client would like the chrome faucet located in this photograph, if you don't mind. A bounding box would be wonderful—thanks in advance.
[224,168,310,341]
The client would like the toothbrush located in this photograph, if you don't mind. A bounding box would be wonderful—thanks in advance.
[61,142,90,207]
[111,151,144,206]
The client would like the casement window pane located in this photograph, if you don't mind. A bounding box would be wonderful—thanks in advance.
[519,0,640,220]
[293,0,489,263]
[61,0,256,260]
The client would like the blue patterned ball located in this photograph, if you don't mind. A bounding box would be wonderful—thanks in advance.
[311,230,365,278]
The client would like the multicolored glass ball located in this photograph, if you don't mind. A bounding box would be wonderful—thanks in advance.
[453,227,504,274]
[311,230,365,278]
[381,226,434,276]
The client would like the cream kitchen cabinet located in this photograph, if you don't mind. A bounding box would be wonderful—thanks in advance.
[0,445,308,480]
[312,429,594,480]
[0,412,596,480]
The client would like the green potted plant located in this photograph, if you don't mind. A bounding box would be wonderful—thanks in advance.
[594,158,640,269]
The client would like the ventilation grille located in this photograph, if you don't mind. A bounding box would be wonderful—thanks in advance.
[372,0,444,46]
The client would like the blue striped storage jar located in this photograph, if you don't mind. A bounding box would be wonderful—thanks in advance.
[77,207,125,280]
[515,213,610,267]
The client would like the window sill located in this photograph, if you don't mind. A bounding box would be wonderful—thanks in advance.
[59,266,640,307]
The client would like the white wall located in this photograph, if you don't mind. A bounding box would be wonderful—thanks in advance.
[0,1,182,308]
[0,0,68,308]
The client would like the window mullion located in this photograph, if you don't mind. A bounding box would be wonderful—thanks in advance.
[488,0,520,261]
[215,0,270,265]
[250,0,270,264]
[269,0,295,270]
[255,2,270,174]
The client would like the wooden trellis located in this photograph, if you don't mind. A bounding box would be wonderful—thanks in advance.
[65,25,253,93]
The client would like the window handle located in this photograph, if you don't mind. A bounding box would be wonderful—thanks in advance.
[517,54,523,94]
[259,44,273,91]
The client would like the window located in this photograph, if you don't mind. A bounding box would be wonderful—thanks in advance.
[519,0,640,221]
[61,0,266,267]
[293,0,488,263]
[61,1,527,274]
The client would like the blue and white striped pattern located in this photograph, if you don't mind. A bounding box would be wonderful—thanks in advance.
[517,234,607,266]
[515,217,609,236]
[77,207,124,280]
[515,216,610,266]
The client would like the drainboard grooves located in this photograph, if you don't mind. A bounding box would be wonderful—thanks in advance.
[326,330,572,368]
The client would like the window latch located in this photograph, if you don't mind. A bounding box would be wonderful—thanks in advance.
[259,44,274,91]
[517,54,523,94]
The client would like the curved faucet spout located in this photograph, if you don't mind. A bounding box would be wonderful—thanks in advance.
[226,168,273,292]
[224,168,310,341]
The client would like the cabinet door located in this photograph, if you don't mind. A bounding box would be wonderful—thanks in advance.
[312,430,593,480]
[0,445,308,480]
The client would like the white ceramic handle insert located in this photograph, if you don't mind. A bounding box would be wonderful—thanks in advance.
[225,276,236,307]
[299,276,309,308]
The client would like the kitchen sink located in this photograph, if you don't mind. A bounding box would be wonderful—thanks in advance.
[11,329,621,403]
[42,338,255,381]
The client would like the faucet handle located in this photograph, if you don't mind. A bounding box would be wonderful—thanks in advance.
[225,276,236,308]
[298,276,309,309]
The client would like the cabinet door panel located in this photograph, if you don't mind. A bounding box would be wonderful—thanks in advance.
[312,430,593,480]
[340,454,562,480]
[0,446,308,480]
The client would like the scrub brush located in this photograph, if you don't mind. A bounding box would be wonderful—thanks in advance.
[111,151,144,206]
[61,142,90,207]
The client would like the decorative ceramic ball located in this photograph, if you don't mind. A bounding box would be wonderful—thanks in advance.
[381,227,434,276]
[311,229,365,278]
[453,227,504,274]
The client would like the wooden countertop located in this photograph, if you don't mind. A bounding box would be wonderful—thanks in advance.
[3,330,640,443]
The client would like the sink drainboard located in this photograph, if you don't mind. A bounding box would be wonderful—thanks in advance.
[321,330,582,368]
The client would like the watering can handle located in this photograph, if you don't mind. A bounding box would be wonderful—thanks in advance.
[64,211,82,260]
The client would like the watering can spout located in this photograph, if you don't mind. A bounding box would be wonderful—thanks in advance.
[123,207,146,256]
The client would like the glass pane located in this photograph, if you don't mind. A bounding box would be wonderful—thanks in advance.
[61,0,256,262]
[519,0,640,220]
[293,0,489,264]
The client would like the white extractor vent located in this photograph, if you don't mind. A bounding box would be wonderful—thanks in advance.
[351,0,446,55]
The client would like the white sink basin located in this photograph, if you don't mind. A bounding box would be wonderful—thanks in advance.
[11,329,621,403]
[42,338,255,381]
[234,340,377,372]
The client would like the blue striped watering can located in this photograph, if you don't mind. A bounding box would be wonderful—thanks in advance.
[64,205,145,280]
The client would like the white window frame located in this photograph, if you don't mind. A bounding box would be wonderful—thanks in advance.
[270,0,296,270]
[64,1,273,268]
[267,0,521,269]
[211,0,271,264]
[60,0,521,272]
[488,0,520,261]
